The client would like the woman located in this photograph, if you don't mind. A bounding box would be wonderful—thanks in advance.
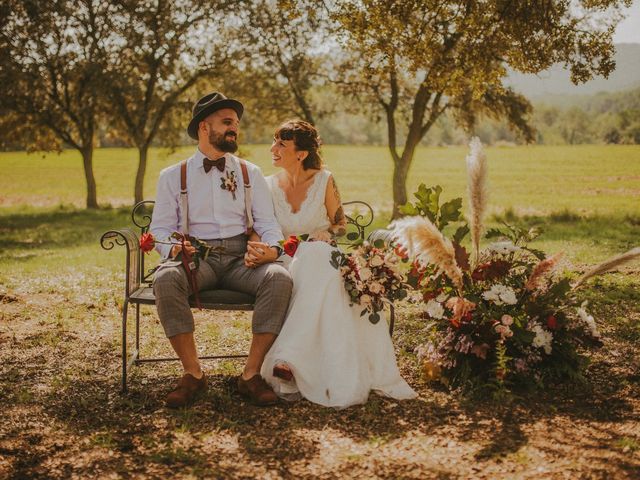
[246,120,416,408]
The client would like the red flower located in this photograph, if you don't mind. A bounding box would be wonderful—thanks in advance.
[394,245,409,260]
[471,259,511,281]
[547,315,558,330]
[422,290,437,302]
[282,235,300,257]
[139,233,155,254]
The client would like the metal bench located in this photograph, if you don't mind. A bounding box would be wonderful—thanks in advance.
[101,200,391,392]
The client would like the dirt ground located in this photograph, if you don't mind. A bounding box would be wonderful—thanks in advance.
[1,273,639,479]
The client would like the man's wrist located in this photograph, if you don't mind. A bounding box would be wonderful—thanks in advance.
[270,245,283,257]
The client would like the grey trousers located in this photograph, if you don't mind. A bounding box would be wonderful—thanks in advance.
[153,234,293,338]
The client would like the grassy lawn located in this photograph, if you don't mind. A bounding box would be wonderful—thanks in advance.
[1,144,639,214]
[1,144,639,478]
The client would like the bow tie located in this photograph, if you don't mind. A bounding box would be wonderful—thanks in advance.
[203,156,226,173]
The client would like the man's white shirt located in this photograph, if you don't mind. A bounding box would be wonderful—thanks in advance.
[150,149,283,259]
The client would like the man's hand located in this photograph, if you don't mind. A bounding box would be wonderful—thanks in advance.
[244,241,279,268]
[170,240,196,259]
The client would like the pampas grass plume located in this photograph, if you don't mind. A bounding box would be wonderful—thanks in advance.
[525,252,563,291]
[466,137,488,263]
[573,247,640,288]
[390,216,464,291]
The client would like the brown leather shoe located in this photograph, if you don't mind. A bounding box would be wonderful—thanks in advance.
[165,372,207,408]
[237,374,278,406]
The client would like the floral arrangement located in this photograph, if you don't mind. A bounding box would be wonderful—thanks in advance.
[391,138,639,392]
[330,241,407,324]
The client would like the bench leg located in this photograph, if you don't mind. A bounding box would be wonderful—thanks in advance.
[122,299,129,393]
[389,304,395,337]
[135,303,140,357]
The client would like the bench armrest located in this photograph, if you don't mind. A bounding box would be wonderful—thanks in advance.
[101,228,142,299]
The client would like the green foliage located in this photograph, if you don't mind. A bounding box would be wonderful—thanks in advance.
[399,183,466,231]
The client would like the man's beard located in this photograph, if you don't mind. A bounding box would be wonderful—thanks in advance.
[209,130,238,153]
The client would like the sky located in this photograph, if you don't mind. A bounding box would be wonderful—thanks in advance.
[614,1,640,43]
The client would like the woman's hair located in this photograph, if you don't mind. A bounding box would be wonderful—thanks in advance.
[274,120,322,170]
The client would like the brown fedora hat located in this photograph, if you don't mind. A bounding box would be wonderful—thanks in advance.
[187,92,244,140]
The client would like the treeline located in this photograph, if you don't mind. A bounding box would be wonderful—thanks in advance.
[472,87,640,146]
[1,0,629,212]
[312,86,640,146]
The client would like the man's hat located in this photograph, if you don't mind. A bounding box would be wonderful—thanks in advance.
[187,92,244,140]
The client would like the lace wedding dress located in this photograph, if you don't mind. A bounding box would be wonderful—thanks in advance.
[260,169,417,408]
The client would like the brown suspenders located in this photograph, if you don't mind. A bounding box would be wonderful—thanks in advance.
[179,158,254,236]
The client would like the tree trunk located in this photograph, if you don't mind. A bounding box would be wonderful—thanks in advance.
[81,146,98,209]
[391,130,422,219]
[134,143,148,205]
[391,157,410,219]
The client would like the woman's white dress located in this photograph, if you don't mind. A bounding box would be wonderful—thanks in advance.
[260,169,417,408]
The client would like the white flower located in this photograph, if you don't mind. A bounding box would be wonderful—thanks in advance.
[360,294,372,306]
[425,300,445,319]
[500,289,518,305]
[369,281,383,294]
[501,314,514,326]
[487,241,521,255]
[436,292,449,303]
[577,301,600,338]
[370,255,384,267]
[531,324,553,354]
[482,290,500,303]
[359,267,372,281]
[481,284,518,305]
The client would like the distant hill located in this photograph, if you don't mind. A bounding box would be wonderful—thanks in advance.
[506,43,640,98]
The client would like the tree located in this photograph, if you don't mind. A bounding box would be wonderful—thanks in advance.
[103,0,230,204]
[0,0,114,208]
[232,0,332,125]
[332,0,631,217]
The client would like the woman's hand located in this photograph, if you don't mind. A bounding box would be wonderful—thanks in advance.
[310,230,334,243]
[244,241,279,268]
[170,240,196,259]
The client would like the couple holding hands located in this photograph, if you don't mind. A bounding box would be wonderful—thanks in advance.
[150,92,416,409]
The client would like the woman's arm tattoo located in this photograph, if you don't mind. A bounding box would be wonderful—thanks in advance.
[328,176,346,237]
[331,176,341,203]
[330,206,347,237]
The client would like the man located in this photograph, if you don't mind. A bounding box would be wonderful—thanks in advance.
[150,92,292,408]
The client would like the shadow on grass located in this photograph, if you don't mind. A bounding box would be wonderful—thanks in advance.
[24,355,637,478]
[0,206,133,254]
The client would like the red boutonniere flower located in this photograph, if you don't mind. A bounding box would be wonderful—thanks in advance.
[282,235,300,257]
[546,315,558,330]
[139,233,156,253]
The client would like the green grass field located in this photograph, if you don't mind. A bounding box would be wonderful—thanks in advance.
[0,144,638,272]
[1,144,639,214]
